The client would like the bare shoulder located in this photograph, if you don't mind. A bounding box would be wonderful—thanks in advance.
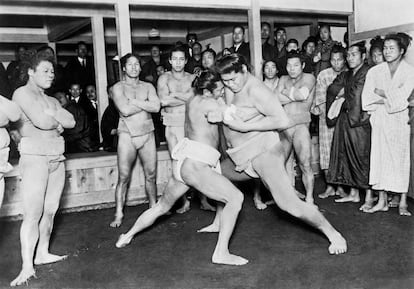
[303,72,316,83]
[185,72,196,81]
[279,75,290,85]
[12,86,28,103]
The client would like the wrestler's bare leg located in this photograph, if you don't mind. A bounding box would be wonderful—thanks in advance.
[364,191,388,213]
[360,189,375,211]
[252,144,347,255]
[335,187,360,203]
[0,177,4,209]
[399,193,411,216]
[293,125,314,204]
[11,156,48,286]
[110,133,138,228]
[116,176,189,248]
[34,161,67,265]
[137,133,157,208]
[318,170,336,199]
[165,126,190,214]
[199,194,216,211]
[181,159,248,265]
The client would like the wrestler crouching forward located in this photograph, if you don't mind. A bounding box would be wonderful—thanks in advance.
[110,53,160,228]
[116,70,248,266]
[0,95,21,209]
[207,53,347,255]
[10,50,76,286]
[158,46,215,213]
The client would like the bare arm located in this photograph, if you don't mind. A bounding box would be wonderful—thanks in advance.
[13,89,59,130]
[112,83,143,117]
[0,94,21,122]
[129,83,161,113]
[45,97,76,129]
[157,74,186,107]
[276,77,294,105]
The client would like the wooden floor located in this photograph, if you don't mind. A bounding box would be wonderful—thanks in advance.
[0,177,413,289]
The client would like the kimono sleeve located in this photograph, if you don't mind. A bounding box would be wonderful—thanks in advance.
[326,71,346,127]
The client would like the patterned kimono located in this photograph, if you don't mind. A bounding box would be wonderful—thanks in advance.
[362,60,414,193]
[326,64,371,189]
[311,67,343,170]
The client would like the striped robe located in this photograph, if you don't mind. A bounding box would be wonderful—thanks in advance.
[362,60,414,193]
[311,67,342,170]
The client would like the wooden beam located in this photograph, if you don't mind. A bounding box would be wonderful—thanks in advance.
[48,18,91,42]
[58,36,184,45]
[114,2,132,58]
[91,15,108,142]
[248,0,262,78]
[0,33,48,43]
[197,26,234,42]
[0,4,115,17]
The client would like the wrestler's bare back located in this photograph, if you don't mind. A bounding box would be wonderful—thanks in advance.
[113,81,153,122]
[159,71,194,114]
[185,95,220,149]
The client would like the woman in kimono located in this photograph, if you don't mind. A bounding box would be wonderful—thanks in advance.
[314,24,340,77]
[326,41,372,204]
[361,33,414,216]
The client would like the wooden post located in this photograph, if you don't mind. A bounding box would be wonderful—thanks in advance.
[248,0,262,78]
[91,15,108,142]
[114,1,132,64]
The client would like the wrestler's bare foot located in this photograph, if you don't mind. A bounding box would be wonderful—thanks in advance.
[364,201,389,213]
[328,233,347,255]
[34,253,67,265]
[116,233,133,248]
[318,186,336,199]
[10,268,36,287]
[335,195,360,203]
[110,215,123,228]
[359,202,374,211]
[197,222,219,233]
[399,206,412,216]
[200,199,216,212]
[253,197,267,210]
[212,251,249,266]
[176,199,191,214]
[335,186,347,198]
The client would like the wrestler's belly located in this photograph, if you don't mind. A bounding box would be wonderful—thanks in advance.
[283,102,311,115]
[223,128,261,148]
[162,105,185,114]
[19,123,61,138]
[121,111,153,123]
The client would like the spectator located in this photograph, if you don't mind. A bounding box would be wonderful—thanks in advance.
[6,45,27,91]
[201,48,216,70]
[314,24,340,76]
[185,42,202,74]
[302,36,317,74]
[261,22,276,61]
[64,41,95,91]
[274,27,287,60]
[229,25,250,64]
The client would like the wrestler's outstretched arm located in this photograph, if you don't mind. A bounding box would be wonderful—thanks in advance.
[157,74,186,107]
[129,83,161,113]
[44,97,76,129]
[0,95,21,124]
[224,85,292,132]
[13,89,59,130]
[112,83,143,117]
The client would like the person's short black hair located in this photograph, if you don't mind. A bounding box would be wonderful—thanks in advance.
[286,38,299,47]
[120,52,141,70]
[77,41,88,49]
[275,27,286,34]
[169,45,188,60]
[349,40,367,55]
[286,50,304,64]
[186,33,197,42]
[330,43,346,59]
[216,53,248,75]
[232,25,245,34]
[192,69,222,95]
[261,22,271,29]
[192,42,202,49]
[302,36,317,51]
[201,48,217,59]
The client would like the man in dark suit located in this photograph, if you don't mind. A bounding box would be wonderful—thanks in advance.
[64,41,95,91]
[80,84,100,147]
[261,22,276,62]
[229,25,250,65]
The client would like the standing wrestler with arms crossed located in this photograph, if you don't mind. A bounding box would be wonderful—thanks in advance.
[158,46,215,213]
[116,70,248,266]
[213,54,347,255]
[276,50,316,204]
[110,53,160,228]
[11,50,76,286]
[0,95,21,209]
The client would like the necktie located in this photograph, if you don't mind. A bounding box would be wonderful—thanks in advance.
[82,59,85,67]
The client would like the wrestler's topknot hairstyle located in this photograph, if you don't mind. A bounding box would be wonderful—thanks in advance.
[120,52,141,70]
[350,40,367,54]
[215,53,248,75]
[384,32,412,57]
[286,49,304,64]
[192,69,222,95]
[169,45,188,60]
[370,35,384,56]
[330,43,346,58]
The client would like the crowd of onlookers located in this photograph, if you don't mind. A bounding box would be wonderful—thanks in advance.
[1,22,413,214]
